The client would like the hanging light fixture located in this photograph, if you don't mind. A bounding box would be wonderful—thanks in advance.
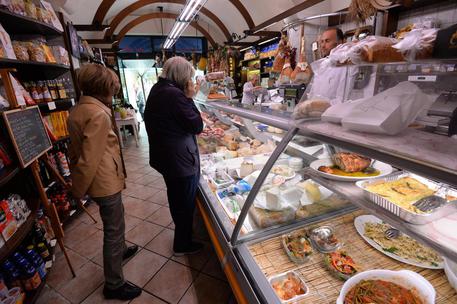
[163,0,207,49]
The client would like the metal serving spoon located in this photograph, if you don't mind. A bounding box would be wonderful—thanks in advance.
[413,195,447,212]
[384,227,401,240]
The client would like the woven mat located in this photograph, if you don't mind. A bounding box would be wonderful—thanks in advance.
[248,210,457,303]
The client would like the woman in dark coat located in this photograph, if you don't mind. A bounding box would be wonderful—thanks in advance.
[144,56,204,255]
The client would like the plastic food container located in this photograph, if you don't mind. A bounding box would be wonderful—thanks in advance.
[268,270,309,303]
[208,170,234,189]
[444,258,457,292]
[356,172,457,225]
[309,226,342,253]
[336,269,436,304]
[281,231,313,264]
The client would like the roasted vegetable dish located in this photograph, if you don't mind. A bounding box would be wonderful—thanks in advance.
[324,251,358,280]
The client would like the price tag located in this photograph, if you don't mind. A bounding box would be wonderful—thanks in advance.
[71,98,75,106]
[48,102,56,110]
[408,75,437,82]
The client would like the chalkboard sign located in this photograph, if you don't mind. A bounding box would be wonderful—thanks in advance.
[3,106,52,168]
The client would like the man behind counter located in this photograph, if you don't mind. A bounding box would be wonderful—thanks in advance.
[306,27,353,105]
[319,27,344,57]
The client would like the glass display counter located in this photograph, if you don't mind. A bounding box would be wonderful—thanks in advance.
[194,60,457,304]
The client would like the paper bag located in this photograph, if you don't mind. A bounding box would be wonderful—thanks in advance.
[341,82,435,135]
[342,81,435,135]
[322,99,364,124]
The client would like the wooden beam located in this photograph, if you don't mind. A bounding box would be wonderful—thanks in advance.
[244,30,281,37]
[228,0,255,29]
[250,0,325,33]
[104,0,232,42]
[115,12,217,47]
[94,0,255,33]
[86,38,111,44]
[227,41,252,47]
[74,24,110,31]
[92,0,115,25]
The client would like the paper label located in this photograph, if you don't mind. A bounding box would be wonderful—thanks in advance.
[48,102,56,110]
[408,75,437,82]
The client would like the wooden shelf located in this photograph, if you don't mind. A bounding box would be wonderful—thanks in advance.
[0,8,63,36]
[0,211,37,262]
[0,58,70,80]
[0,165,20,187]
[37,99,74,113]
[241,57,260,63]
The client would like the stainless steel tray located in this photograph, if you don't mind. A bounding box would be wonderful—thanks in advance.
[356,172,457,225]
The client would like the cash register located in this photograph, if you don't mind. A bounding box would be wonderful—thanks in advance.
[279,84,307,111]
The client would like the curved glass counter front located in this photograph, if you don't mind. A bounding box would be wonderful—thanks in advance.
[195,100,356,245]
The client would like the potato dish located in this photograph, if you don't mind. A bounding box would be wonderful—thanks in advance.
[365,177,435,213]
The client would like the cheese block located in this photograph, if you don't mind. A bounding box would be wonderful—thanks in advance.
[240,161,254,178]
[303,180,321,203]
[265,187,281,210]
[281,188,301,207]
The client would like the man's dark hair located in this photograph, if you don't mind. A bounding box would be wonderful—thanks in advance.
[325,27,344,42]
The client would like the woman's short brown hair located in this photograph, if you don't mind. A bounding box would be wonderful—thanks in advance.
[76,63,120,97]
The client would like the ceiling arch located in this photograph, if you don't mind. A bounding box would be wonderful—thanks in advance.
[116,12,216,47]
[228,0,254,28]
[93,0,255,30]
[105,0,231,42]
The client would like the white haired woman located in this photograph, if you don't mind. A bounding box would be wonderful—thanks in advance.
[144,56,204,255]
[241,73,261,104]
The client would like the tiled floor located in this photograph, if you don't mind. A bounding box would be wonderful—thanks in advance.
[37,124,234,304]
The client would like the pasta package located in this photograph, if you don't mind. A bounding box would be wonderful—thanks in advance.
[27,41,46,62]
[0,24,17,59]
[42,44,56,63]
[12,41,29,61]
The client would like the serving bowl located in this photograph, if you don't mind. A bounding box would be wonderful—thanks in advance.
[336,269,435,304]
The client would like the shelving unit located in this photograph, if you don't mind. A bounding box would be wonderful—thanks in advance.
[0,165,20,187]
[0,210,37,261]
[0,8,62,36]
[0,3,78,288]
[0,58,70,80]
[37,99,74,113]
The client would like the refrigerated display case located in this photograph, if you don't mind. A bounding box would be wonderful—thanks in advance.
[194,61,457,304]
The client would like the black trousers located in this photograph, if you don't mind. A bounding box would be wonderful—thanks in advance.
[163,174,199,252]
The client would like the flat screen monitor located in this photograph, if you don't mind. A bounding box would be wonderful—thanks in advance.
[119,36,153,53]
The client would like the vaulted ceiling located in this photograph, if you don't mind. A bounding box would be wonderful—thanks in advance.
[50,0,350,48]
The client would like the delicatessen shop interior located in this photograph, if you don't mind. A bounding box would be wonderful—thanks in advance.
[0,0,457,303]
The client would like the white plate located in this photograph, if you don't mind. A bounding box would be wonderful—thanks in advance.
[309,158,393,182]
[354,215,443,269]
[271,165,296,180]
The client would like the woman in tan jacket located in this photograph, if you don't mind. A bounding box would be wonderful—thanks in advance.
[67,64,141,301]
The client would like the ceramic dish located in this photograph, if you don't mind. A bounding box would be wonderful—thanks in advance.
[354,215,443,269]
[309,158,393,182]
[336,269,436,304]
[444,258,457,292]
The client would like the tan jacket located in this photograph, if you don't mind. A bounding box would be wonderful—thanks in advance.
[67,96,125,199]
